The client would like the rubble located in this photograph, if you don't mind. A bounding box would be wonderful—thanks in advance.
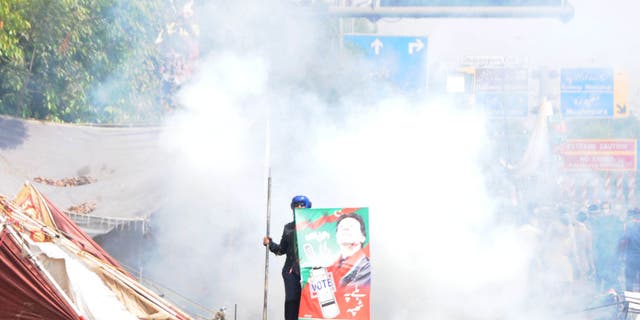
[33,175,97,187]
[66,201,97,215]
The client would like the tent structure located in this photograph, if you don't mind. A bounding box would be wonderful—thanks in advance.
[0,115,170,237]
[0,183,192,320]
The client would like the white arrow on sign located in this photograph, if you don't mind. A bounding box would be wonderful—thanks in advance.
[370,38,383,55]
[408,39,424,55]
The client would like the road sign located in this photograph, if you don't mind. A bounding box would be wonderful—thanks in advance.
[614,71,629,118]
[474,67,529,117]
[560,68,628,118]
[556,139,637,171]
[343,34,428,93]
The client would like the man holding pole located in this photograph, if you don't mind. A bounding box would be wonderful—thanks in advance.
[263,195,312,320]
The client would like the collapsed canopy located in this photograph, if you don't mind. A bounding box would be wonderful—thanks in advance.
[0,183,192,320]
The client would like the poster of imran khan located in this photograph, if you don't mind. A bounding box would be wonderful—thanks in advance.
[295,207,370,320]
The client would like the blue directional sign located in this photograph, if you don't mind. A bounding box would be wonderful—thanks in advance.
[343,34,428,93]
[476,92,529,117]
[475,68,529,117]
[561,68,614,118]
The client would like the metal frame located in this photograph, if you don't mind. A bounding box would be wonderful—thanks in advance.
[327,2,574,22]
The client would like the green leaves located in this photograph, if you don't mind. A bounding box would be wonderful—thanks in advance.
[0,1,29,64]
[0,0,180,123]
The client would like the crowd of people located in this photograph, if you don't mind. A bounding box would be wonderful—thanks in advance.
[518,200,640,317]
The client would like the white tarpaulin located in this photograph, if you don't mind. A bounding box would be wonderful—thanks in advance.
[0,115,172,236]
[35,242,139,320]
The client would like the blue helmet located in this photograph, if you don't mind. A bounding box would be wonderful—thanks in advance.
[291,195,312,209]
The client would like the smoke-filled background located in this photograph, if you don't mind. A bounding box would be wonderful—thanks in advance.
[130,0,640,319]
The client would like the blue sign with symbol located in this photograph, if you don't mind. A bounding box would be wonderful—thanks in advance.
[561,68,614,118]
[343,34,428,93]
[476,92,529,117]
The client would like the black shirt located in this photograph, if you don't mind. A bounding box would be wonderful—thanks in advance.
[268,221,300,275]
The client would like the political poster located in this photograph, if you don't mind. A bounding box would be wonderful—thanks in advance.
[295,208,370,320]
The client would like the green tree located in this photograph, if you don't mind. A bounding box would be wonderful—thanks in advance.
[0,0,181,123]
[0,0,30,116]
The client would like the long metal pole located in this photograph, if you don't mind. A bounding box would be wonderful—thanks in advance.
[262,106,272,320]
[262,171,272,320]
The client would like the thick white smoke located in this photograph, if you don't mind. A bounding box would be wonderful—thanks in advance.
[146,0,635,319]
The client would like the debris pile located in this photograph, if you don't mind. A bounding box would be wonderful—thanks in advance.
[33,175,97,187]
[66,201,97,214]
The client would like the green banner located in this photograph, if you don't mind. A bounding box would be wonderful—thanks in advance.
[295,208,370,320]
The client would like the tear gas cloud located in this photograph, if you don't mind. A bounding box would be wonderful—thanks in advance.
[145,0,633,319]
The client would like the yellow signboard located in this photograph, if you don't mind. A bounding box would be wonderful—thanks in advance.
[614,71,629,118]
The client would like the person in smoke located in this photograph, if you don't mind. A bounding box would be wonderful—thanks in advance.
[589,202,624,292]
[212,307,226,320]
[263,195,312,320]
[327,212,370,288]
[538,208,577,307]
[573,211,595,282]
[620,208,640,291]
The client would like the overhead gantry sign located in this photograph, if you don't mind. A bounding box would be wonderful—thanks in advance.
[326,0,574,22]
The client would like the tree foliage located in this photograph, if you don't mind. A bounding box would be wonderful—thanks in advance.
[0,0,188,123]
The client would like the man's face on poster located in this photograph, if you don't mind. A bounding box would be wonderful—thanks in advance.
[336,217,365,249]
